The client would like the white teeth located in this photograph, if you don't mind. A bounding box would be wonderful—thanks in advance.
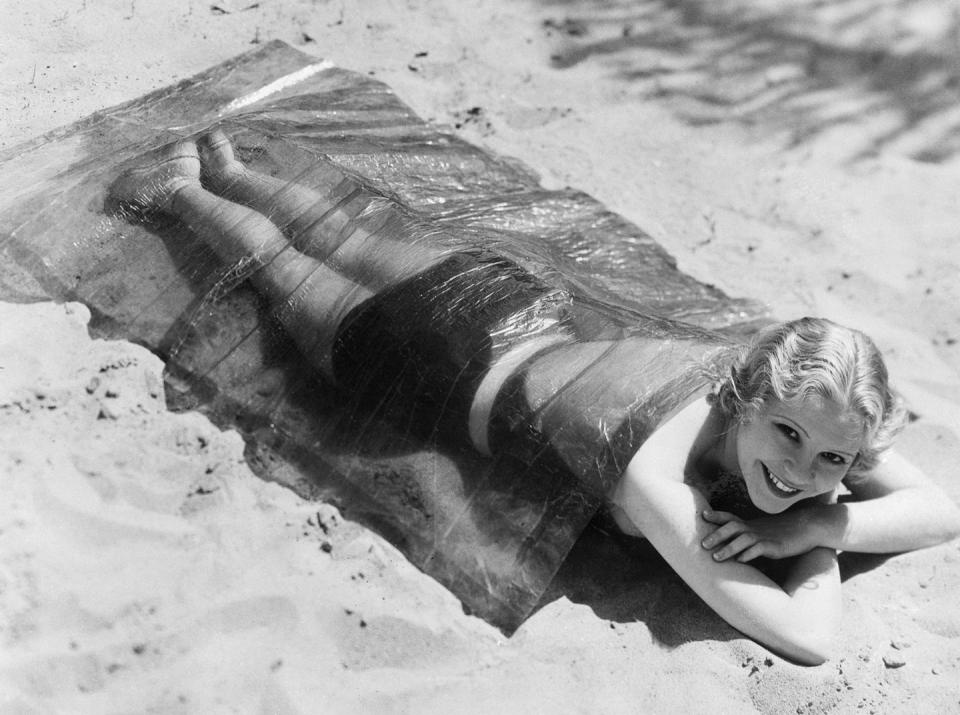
[770,474,799,494]
[763,464,800,495]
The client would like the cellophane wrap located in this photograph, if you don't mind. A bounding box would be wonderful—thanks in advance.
[0,41,769,632]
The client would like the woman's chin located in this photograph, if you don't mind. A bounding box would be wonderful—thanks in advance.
[746,482,793,515]
[756,501,790,515]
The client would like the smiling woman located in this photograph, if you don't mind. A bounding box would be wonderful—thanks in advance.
[609,317,960,664]
[732,396,865,513]
[109,129,960,666]
[716,318,905,478]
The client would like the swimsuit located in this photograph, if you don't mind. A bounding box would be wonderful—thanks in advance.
[330,248,734,496]
[331,249,573,444]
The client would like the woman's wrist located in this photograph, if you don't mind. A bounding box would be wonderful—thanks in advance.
[801,501,845,551]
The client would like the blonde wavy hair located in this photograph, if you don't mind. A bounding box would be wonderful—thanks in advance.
[712,317,906,479]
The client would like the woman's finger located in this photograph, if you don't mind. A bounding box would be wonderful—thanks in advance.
[736,543,768,563]
[712,533,757,561]
[701,520,745,549]
[701,509,737,524]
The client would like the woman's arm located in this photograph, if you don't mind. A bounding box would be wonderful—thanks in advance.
[611,402,841,665]
[618,470,840,664]
[809,450,960,553]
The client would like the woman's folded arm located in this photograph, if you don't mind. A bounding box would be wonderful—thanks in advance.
[615,463,841,665]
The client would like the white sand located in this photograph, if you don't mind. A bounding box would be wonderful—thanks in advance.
[2,1,959,713]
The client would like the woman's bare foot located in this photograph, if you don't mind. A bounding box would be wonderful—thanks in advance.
[198,128,244,192]
[108,139,200,214]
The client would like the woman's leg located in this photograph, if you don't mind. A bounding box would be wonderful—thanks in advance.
[198,129,361,246]
[110,139,373,380]
[199,129,449,290]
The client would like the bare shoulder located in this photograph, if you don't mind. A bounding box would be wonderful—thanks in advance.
[625,396,716,484]
[606,396,715,535]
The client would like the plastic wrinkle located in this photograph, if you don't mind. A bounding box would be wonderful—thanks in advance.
[0,41,769,634]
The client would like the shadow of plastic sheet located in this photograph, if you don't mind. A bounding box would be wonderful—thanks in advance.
[537,0,960,163]
[544,515,893,652]
[536,519,743,648]
[0,40,768,633]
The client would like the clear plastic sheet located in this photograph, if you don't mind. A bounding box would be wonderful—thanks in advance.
[0,41,769,632]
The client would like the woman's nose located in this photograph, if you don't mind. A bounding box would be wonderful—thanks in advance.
[784,454,816,484]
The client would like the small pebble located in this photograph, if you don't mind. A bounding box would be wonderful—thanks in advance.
[97,404,120,420]
[882,653,906,669]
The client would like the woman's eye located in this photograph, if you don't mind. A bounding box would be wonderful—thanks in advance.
[776,424,799,441]
[821,452,847,466]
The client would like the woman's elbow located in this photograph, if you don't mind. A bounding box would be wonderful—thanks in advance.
[789,639,833,667]
[758,624,834,666]
[771,626,835,666]
[942,503,960,544]
[758,600,840,666]
[909,488,960,549]
[929,494,960,546]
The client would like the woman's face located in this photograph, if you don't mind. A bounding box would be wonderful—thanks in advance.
[734,395,865,514]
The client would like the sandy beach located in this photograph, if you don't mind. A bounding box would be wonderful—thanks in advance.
[2,1,960,712]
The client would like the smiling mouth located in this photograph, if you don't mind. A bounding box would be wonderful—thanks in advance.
[761,463,802,497]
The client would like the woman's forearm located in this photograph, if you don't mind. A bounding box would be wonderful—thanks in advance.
[784,545,840,596]
[761,545,841,664]
[809,488,960,554]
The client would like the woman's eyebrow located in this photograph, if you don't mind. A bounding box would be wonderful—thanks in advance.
[771,413,810,438]
[829,441,861,458]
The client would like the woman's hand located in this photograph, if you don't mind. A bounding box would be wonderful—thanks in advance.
[700,508,820,562]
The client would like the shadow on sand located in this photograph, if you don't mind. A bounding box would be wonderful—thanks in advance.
[536,0,960,163]
[536,515,894,650]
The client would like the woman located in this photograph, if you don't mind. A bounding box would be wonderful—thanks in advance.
[110,130,960,664]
